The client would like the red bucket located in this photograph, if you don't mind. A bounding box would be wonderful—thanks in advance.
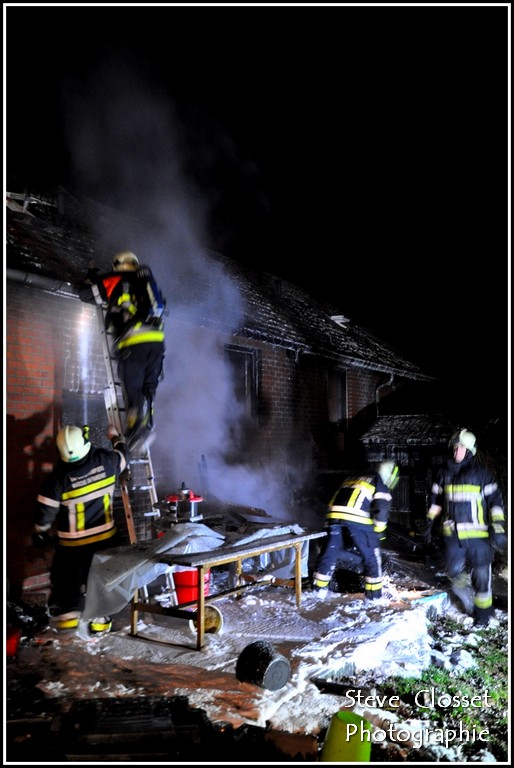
[173,567,210,604]
[7,626,21,659]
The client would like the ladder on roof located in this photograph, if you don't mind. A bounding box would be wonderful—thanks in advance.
[93,289,159,545]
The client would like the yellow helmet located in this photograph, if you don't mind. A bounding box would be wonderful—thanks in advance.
[112,251,139,271]
[378,461,400,490]
[56,426,91,463]
[449,429,477,456]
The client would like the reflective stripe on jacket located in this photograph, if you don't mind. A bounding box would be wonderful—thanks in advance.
[96,270,166,348]
[116,321,165,348]
[427,454,505,541]
[36,445,127,546]
[326,473,392,528]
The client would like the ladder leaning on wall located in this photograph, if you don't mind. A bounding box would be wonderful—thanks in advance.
[92,287,159,545]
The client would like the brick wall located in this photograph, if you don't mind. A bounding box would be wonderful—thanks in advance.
[347,368,379,417]
[7,283,65,596]
[259,345,301,454]
[6,279,383,599]
[6,282,153,598]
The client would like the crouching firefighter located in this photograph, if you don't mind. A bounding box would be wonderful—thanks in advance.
[312,461,399,600]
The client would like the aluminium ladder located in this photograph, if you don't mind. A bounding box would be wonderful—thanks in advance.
[92,284,177,606]
[92,288,159,545]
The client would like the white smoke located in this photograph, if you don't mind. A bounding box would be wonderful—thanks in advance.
[62,57,317,523]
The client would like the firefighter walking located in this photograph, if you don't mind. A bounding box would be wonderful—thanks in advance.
[312,461,399,600]
[426,428,506,626]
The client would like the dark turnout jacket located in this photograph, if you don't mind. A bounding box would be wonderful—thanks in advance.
[326,472,392,535]
[35,439,127,547]
[428,453,506,542]
[94,268,165,350]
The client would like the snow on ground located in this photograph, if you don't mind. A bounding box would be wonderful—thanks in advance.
[78,584,435,730]
[15,560,508,763]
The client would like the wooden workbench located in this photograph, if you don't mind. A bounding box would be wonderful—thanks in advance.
[130,529,326,649]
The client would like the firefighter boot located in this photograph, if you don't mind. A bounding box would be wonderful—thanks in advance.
[450,573,474,616]
[311,572,331,598]
[145,396,155,431]
[51,610,81,631]
[88,616,113,635]
[124,408,140,444]
[126,405,147,451]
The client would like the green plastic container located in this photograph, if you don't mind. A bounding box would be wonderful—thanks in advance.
[320,710,372,762]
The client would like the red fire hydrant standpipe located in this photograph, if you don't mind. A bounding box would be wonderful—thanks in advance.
[165,483,215,626]
[166,482,204,523]
[136,482,224,638]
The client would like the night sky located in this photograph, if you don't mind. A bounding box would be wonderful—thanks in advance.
[5,4,510,416]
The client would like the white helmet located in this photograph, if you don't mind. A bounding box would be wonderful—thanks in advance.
[449,428,477,456]
[378,461,400,490]
[56,426,91,463]
[112,251,139,271]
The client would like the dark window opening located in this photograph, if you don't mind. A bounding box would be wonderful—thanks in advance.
[328,369,347,426]
[224,345,259,420]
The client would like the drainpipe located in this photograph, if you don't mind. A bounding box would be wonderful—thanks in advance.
[375,373,395,416]
[6,268,79,299]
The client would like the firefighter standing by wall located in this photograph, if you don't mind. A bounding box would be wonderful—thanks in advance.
[426,428,506,626]
[33,424,128,633]
[312,461,400,600]
[84,251,166,451]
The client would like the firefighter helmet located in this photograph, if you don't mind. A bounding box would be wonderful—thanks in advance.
[378,461,400,490]
[56,426,91,463]
[112,251,139,271]
[449,428,476,456]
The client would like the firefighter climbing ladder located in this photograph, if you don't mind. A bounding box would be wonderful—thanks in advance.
[93,290,159,545]
[92,285,179,607]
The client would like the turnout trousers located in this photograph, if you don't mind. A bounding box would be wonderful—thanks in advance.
[444,535,494,624]
[50,534,119,615]
[117,341,165,421]
[313,522,383,599]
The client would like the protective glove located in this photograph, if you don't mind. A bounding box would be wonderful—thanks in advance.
[86,266,99,282]
[32,531,53,549]
[491,532,507,553]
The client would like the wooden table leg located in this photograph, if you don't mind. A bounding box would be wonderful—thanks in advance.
[131,588,139,636]
[196,565,205,650]
[294,543,302,607]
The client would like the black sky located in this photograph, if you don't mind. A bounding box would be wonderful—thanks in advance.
[5,4,510,414]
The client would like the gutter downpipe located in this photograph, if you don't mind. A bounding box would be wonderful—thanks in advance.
[6,268,80,299]
[375,373,395,417]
